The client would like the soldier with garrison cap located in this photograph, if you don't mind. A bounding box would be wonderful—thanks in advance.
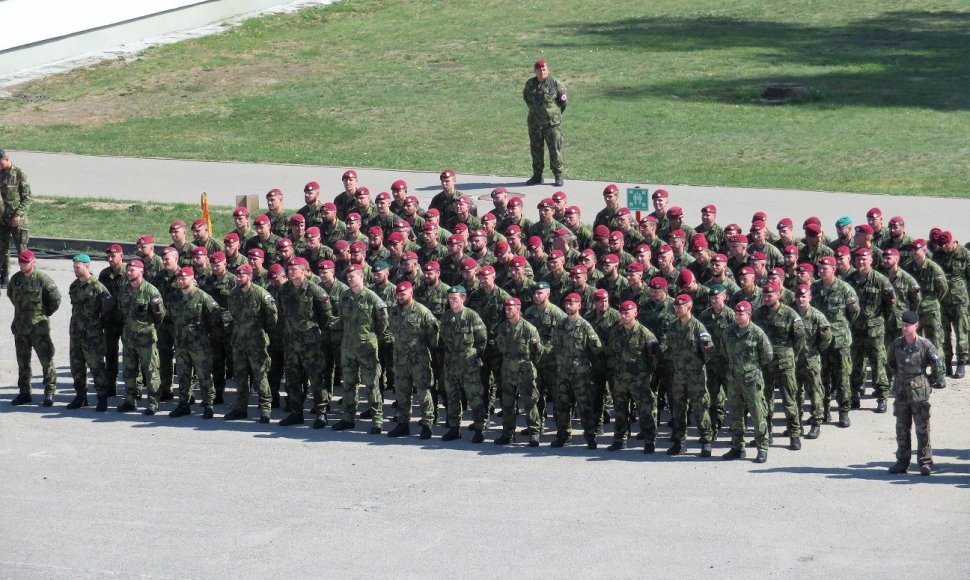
[887,311,945,476]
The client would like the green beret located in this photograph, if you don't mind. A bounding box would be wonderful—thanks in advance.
[534,280,551,290]
[709,284,726,295]
[835,216,853,228]
[373,260,389,272]
[448,284,466,294]
[72,253,91,264]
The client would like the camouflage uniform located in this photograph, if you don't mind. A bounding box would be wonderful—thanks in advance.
[494,317,543,437]
[0,163,30,284]
[439,306,489,430]
[523,71,567,181]
[68,274,111,400]
[227,283,277,415]
[606,321,659,447]
[847,269,896,401]
[796,306,832,428]
[467,284,511,410]
[667,316,714,445]
[117,281,165,410]
[753,301,806,437]
[551,315,602,440]
[639,296,675,418]
[584,305,620,431]
[887,335,944,469]
[168,286,221,406]
[152,268,180,399]
[883,267,921,380]
[279,280,334,418]
[7,268,60,398]
[935,245,970,369]
[338,287,390,428]
[904,257,948,353]
[723,322,774,453]
[201,272,235,402]
[698,305,735,431]
[811,278,859,414]
[387,300,439,426]
[99,264,127,394]
[523,301,567,420]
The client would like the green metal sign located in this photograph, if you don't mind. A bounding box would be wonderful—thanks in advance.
[626,187,650,211]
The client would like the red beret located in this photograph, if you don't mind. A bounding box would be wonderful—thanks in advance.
[276,238,293,250]
[506,197,523,208]
[527,236,543,249]
[803,223,822,236]
[763,282,780,294]
[236,264,253,275]
[318,260,335,270]
[603,183,620,195]
[423,261,441,272]
[504,297,522,307]
[169,220,186,231]
[323,202,337,212]
[797,263,815,273]
[233,206,250,217]
[396,281,413,293]
[265,188,283,198]
[738,266,755,277]
[882,247,899,257]
[652,189,669,200]
[673,294,692,306]
[18,249,35,263]
[224,232,240,243]
[889,216,904,226]
[768,267,786,278]
[620,300,638,312]
[803,216,821,228]
[439,168,456,180]
[461,258,478,271]
[734,301,752,313]
[192,246,208,257]
[128,259,145,270]
[752,211,768,222]
[368,226,384,237]
[677,269,694,286]
[191,218,207,229]
[246,248,265,259]
[537,198,554,210]
[750,252,767,262]
[391,179,407,191]
[268,264,284,278]
[564,292,582,303]
[342,169,358,180]
[783,245,799,256]
[160,246,177,256]
[534,59,547,68]
[938,231,953,245]
[776,218,793,229]
[601,254,620,265]
[817,256,836,267]
[106,243,124,254]
[210,252,226,263]
[648,277,668,289]
[668,229,686,240]
[346,263,364,273]
[386,232,404,243]
[350,241,367,252]
[666,206,684,218]
[701,204,717,213]
[564,206,580,216]
[855,224,874,235]
[711,253,728,263]
[594,288,609,300]
[750,220,766,231]
[548,250,564,260]
[505,225,522,236]
[910,238,927,250]
[658,244,673,254]
[867,207,882,219]
[609,230,625,241]
[303,181,319,193]
[477,265,496,277]
[346,212,361,222]
[290,213,305,224]
[795,284,811,297]
[617,207,632,217]
[333,240,349,251]
[421,222,436,232]
[376,191,391,202]
[289,257,309,269]
[402,251,419,261]
[854,247,872,258]
[552,190,567,201]
[511,255,529,267]
[571,265,588,275]
[626,262,644,273]
[835,246,851,257]
[253,214,270,226]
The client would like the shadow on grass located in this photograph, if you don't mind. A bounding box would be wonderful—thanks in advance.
[553,10,970,110]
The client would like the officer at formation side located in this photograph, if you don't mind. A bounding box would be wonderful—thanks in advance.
[523,59,567,187]
[7,172,967,472]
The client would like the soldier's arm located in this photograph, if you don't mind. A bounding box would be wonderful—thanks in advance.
[908,283,922,313]
[817,320,833,353]
[888,341,898,373]
[936,270,949,301]
[881,282,897,327]
[43,277,61,316]
[758,332,774,366]
[588,325,603,356]
[791,317,806,356]
[314,288,335,330]
[926,341,945,385]
[556,80,567,112]
[472,316,488,354]
[261,293,278,329]
[150,292,165,323]
[374,303,391,345]
[16,169,31,216]
[528,328,543,365]
[426,313,440,351]
[844,285,860,322]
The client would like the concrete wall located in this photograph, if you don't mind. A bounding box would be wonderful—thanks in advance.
[0,0,303,76]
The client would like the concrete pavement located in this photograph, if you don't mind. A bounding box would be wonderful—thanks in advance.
[13,150,970,242]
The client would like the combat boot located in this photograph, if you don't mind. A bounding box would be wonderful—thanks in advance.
[805,424,821,439]
[666,441,686,456]
[586,435,598,450]
[360,408,373,420]
[642,442,656,454]
[888,460,909,474]
[420,425,433,440]
[279,412,305,426]
[387,422,410,438]
[0,272,8,289]
[202,406,214,419]
[312,415,328,429]
[441,427,461,441]
[117,400,136,413]
[214,386,225,405]
[10,392,32,406]
[550,435,569,448]
[955,363,966,379]
[95,396,109,412]
[700,443,712,458]
[528,434,539,447]
[494,433,514,445]
[875,399,888,413]
[471,429,485,444]
[143,406,156,416]
[43,394,54,407]
[66,390,88,409]
[525,174,543,186]
[258,412,271,424]
[553,174,564,187]
[332,419,355,431]
[369,425,382,435]
[607,439,626,452]
[168,403,192,418]
[945,360,953,377]
[602,409,612,424]
[789,437,801,451]
[838,411,851,428]
[224,409,248,421]
[722,448,745,460]
[754,450,767,463]
[850,396,861,409]
[920,464,931,476]
[159,388,174,402]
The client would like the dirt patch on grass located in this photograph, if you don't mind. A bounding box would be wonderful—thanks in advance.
[1,61,330,127]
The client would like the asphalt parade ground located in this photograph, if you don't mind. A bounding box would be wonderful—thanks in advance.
[1,153,969,578]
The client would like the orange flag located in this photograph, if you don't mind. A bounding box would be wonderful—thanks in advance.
[200,192,212,234]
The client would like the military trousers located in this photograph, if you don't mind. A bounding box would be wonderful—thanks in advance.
[443,354,487,430]
[555,365,595,438]
[940,301,969,363]
[0,221,28,278]
[893,392,932,466]
[69,335,108,397]
[917,307,944,356]
[157,320,176,393]
[13,321,56,395]
[104,322,124,393]
[763,355,800,435]
[393,358,435,426]
[850,331,889,400]
[528,123,563,178]
[176,343,214,406]
[726,369,769,452]
[123,335,159,409]
[796,356,824,427]
[669,367,713,443]
[341,343,382,427]
[612,370,653,444]
[285,343,329,415]
[821,345,853,413]
[706,357,728,430]
[499,361,540,436]
[231,341,271,413]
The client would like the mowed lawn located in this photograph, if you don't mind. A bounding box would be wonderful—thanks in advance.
[2,0,968,196]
